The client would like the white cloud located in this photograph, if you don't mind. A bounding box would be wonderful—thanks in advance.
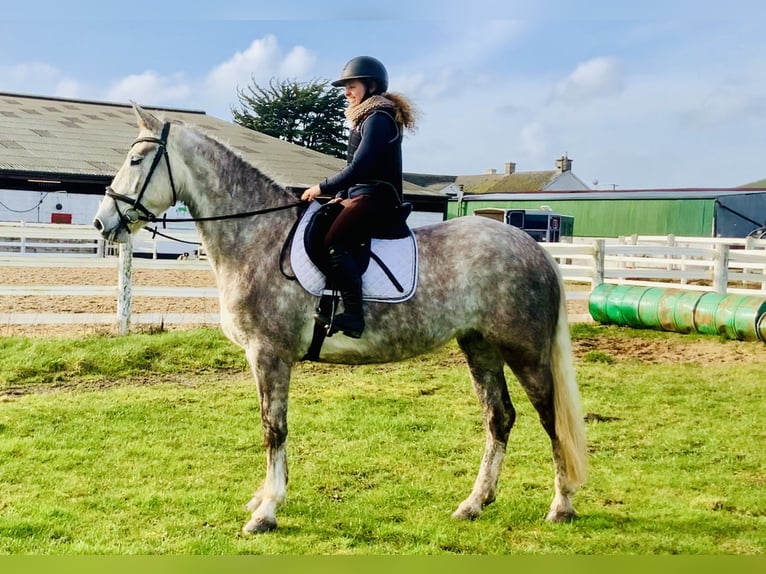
[395,69,459,102]
[199,35,316,118]
[106,71,191,106]
[279,45,316,78]
[550,56,624,104]
[204,35,315,97]
[0,62,67,94]
[53,79,83,99]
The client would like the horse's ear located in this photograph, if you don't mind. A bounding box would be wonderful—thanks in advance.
[131,101,162,132]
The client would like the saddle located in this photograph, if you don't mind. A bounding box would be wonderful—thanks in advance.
[290,200,418,360]
[303,200,413,282]
[291,200,418,303]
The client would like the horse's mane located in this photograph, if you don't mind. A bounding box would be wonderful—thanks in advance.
[171,119,294,202]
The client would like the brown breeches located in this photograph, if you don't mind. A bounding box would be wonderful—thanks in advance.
[322,193,395,249]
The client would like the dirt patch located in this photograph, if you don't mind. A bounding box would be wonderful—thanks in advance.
[572,334,766,365]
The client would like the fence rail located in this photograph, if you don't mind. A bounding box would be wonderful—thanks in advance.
[3,223,766,332]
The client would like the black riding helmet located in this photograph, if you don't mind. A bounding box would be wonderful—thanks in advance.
[331,56,389,94]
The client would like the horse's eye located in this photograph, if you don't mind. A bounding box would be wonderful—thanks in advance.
[130,156,143,166]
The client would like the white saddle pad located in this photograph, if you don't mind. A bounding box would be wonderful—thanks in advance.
[290,200,418,303]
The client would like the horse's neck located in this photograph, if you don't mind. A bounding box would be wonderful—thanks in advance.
[177,131,286,215]
[174,129,296,266]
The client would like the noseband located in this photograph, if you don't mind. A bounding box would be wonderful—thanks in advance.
[105,121,177,231]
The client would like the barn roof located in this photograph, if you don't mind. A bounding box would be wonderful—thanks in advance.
[0,91,438,197]
[402,171,561,193]
[460,171,560,193]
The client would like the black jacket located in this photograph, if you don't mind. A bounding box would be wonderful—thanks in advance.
[319,109,403,204]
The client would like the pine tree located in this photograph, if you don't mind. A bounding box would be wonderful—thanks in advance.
[232,78,347,159]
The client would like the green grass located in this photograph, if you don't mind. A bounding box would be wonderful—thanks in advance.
[0,329,246,388]
[0,327,764,554]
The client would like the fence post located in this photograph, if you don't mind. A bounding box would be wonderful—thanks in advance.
[20,221,26,254]
[593,239,605,287]
[713,243,729,294]
[117,238,133,335]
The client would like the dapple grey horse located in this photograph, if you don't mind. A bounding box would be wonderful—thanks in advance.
[92,104,587,533]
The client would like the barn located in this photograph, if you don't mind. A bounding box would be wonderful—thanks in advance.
[0,92,447,246]
[447,188,766,238]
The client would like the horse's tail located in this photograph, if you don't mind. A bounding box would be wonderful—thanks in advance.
[549,257,588,489]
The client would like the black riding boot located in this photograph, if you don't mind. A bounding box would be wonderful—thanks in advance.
[321,245,365,338]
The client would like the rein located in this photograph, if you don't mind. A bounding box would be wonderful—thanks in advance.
[107,120,308,279]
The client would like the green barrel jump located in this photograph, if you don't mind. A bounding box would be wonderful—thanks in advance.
[588,283,766,341]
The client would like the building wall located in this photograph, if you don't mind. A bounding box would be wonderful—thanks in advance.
[0,189,102,225]
[0,188,200,256]
[448,197,717,237]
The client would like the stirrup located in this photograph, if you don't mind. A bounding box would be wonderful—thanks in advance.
[313,292,338,332]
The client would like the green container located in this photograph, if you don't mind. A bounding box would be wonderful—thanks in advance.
[671,291,704,334]
[603,285,640,325]
[637,287,674,330]
[713,295,750,340]
[588,283,618,323]
[695,293,766,341]
[590,284,656,327]
[731,297,766,341]
[656,289,689,332]
[693,293,729,336]
[612,286,649,328]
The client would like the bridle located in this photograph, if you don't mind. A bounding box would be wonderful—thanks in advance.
[104,121,304,232]
[105,122,177,231]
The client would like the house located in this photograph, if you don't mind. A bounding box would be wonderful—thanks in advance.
[404,155,591,196]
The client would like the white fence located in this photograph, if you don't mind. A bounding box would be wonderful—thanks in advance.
[546,234,766,302]
[0,222,213,333]
[3,222,766,332]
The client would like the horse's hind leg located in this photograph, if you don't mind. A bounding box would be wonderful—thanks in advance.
[242,342,291,533]
[510,362,578,522]
[452,331,515,521]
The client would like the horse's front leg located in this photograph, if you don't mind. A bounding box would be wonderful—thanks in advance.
[242,341,292,534]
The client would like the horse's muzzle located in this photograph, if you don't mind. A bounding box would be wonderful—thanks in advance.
[93,214,129,244]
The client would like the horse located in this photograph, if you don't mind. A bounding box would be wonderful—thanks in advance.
[92,103,587,534]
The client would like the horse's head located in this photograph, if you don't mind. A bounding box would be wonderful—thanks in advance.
[93,103,179,243]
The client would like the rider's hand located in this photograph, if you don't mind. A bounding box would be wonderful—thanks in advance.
[301,185,321,202]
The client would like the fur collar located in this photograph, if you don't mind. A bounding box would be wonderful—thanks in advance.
[345,95,394,128]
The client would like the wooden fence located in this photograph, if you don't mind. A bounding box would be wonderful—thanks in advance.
[3,222,766,333]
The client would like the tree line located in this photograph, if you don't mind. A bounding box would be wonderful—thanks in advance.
[231,77,347,159]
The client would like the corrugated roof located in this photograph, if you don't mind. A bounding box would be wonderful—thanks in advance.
[0,92,437,195]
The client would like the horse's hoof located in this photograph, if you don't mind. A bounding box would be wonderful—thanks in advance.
[545,508,576,523]
[242,516,277,534]
[451,502,481,521]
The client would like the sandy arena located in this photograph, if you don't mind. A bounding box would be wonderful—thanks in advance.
[1,265,765,365]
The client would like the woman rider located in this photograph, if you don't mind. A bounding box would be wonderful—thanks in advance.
[301,56,417,338]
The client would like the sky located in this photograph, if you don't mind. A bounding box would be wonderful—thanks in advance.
[2,0,766,190]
